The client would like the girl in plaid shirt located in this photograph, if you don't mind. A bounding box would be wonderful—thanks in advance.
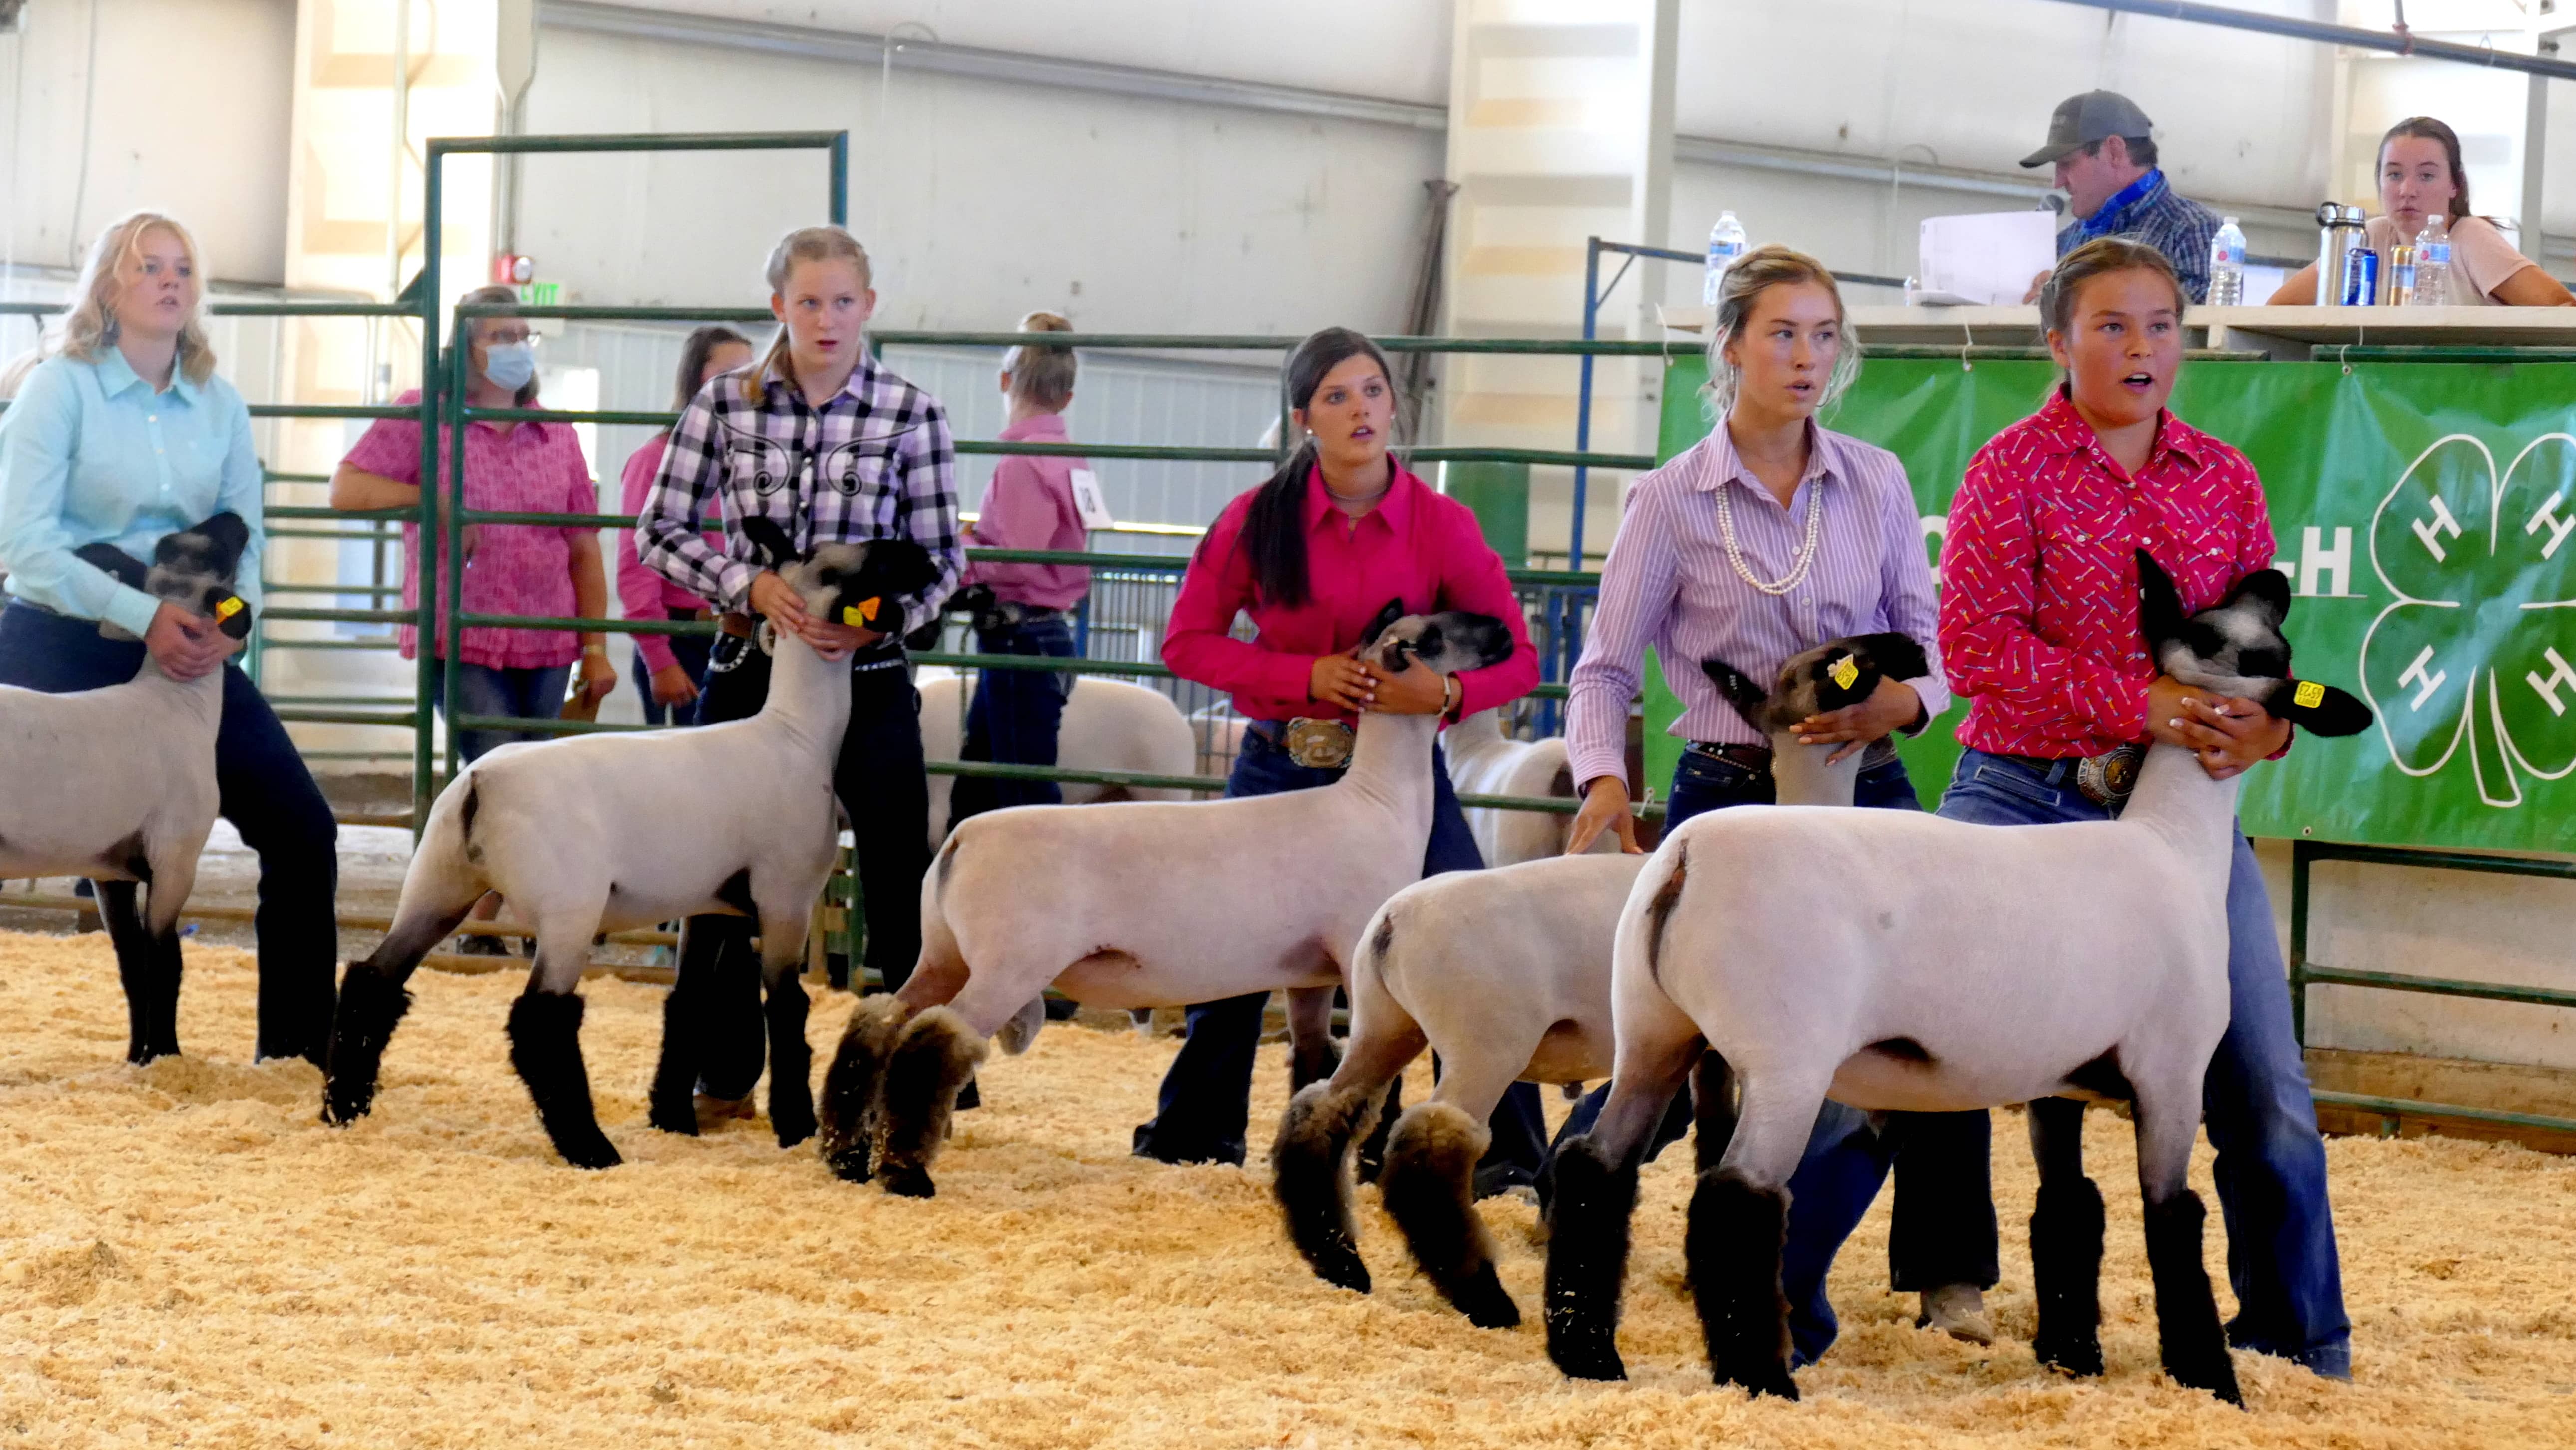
[637,225,962,1127]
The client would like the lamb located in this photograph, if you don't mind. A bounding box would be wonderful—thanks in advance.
[1542,553,2373,1405]
[0,513,257,1065]
[1441,710,1612,866]
[812,600,1517,1199]
[320,520,937,1169]
[1271,634,1923,1328]
[918,670,1199,849]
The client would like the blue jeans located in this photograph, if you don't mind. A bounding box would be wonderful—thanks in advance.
[426,657,573,763]
[0,601,339,1062]
[1130,729,1550,1184]
[1556,750,1928,1159]
[631,614,714,728]
[1777,748,2351,1375]
[950,616,1077,825]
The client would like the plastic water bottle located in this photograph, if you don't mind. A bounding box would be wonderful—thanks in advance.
[2206,217,2247,306]
[1703,211,1747,306]
[2411,218,2451,306]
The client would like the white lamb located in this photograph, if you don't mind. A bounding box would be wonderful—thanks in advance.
[918,670,1199,850]
[1441,709,1612,866]
[320,520,938,1169]
[1271,634,1924,1328]
[0,513,261,1065]
[813,601,1517,1199]
[1541,554,2373,1405]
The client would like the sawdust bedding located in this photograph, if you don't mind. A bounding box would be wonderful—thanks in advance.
[0,931,2570,1448]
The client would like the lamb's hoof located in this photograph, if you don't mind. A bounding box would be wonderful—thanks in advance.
[2034,1331,2105,1378]
[826,1145,874,1184]
[880,1163,936,1199]
[1454,1264,1522,1330]
[1720,1362,1800,1402]
[127,1044,177,1067]
[647,1091,698,1136]
[773,1099,818,1151]
[554,1132,623,1171]
[1548,1329,1627,1382]
[1309,1238,1371,1295]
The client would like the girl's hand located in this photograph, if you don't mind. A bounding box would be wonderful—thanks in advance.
[1309,654,1373,712]
[143,602,229,681]
[1361,657,1452,715]
[1566,777,1644,855]
[2182,694,2288,780]
[576,647,618,704]
[1789,678,1923,764]
[649,663,701,707]
[748,571,807,633]
[2145,676,2238,756]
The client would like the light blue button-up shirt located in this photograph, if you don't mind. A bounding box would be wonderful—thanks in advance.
[0,348,264,639]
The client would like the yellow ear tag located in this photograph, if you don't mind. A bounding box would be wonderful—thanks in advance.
[841,597,881,627]
[214,596,244,620]
[2293,680,2324,708]
[1828,655,1859,691]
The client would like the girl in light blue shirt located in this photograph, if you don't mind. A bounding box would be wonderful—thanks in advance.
[0,211,338,1065]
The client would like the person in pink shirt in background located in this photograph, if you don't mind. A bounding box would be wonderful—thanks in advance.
[947,312,1091,828]
[1130,326,1551,1195]
[617,325,751,726]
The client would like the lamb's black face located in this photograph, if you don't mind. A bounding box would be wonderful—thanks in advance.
[786,538,939,637]
[77,512,254,640]
[1704,632,1929,734]
[1359,608,1515,677]
[2136,550,2373,737]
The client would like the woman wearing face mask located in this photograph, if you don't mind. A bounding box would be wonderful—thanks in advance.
[1559,244,1983,1342]
[333,284,617,765]
[0,210,339,1064]
[618,325,753,727]
[2267,115,2573,306]
[1131,327,1548,1196]
[1779,237,2352,1381]
[637,225,960,1126]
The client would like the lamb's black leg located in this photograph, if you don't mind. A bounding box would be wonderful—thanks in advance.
[1543,1136,1640,1381]
[2027,1097,2105,1376]
[1355,1069,1402,1185]
[1685,1167,1799,1400]
[2144,1190,2242,1405]
[875,1006,988,1198]
[505,990,621,1169]
[1381,1103,1520,1328]
[1692,1049,1737,1175]
[322,963,414,1124]
[647,948,709,1135]
[818,995,909,1183]
[764,974,817,1149]
[1272,1080,1381,1294]
[96,881,179,1064]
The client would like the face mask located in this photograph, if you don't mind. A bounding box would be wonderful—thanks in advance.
[482,340,536,392]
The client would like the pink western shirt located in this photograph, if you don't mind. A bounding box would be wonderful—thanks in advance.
[616,433,715,674]
[1163,462,1539,725]
[964,412,1090,611]
[341,390,597,669]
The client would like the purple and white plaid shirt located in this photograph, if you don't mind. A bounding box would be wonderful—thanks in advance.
[638,350,962,626]
[1566,421,1948,793]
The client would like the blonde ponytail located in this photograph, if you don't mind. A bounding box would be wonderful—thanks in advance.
[1003,310,1077,411]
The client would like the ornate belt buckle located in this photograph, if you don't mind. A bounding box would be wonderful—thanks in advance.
[2078,744,2146,808]
[1283,717,1356,770]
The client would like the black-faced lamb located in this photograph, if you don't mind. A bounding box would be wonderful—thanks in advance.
[814,601,1516,1199]
[320,520,936,1168]
[1271,634,1922,1328]
[0,513,255,1065]
[1542,554,2372,1405]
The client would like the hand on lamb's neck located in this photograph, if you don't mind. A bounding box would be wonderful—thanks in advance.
[2119,741,2247,857]
[1342,709,1442,827]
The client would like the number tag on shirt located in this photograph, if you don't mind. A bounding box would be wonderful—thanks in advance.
[1068,468,1115,531]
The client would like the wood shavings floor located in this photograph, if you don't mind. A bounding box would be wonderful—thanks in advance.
[1,931,2571,1448]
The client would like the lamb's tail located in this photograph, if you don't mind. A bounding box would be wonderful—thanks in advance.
[1617,834,1690,993]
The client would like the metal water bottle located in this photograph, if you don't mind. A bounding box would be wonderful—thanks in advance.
[2316,203,2366,308]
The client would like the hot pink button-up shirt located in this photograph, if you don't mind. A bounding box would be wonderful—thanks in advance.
[964,412,1090,611]
[1163,462,1539,725]
[616,433,715,674]
[341,390,597,669]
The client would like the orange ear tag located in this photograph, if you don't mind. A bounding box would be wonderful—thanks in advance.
[214,596,244,620]
[841,597,881,627]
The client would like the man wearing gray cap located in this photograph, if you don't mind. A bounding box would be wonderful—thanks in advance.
[2020,90,2223,303]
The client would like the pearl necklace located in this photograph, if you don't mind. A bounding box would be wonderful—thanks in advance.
[1715,478,1824,596]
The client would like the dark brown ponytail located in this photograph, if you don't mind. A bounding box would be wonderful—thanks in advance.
[1240,327,1394,609]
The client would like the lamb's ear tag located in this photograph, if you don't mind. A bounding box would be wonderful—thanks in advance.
[1828,655,1859,692]
[214,596,244,621]
[2293,680,2324,709]
[841,597,881,627]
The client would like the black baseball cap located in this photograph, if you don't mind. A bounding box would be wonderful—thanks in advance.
[2021,90,2155,168]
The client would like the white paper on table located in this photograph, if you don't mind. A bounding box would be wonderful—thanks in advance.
[1917,212,2061,307]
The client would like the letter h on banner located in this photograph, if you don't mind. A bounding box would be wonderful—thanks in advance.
[2291,526,2358,597]
[2530,647,2576,717]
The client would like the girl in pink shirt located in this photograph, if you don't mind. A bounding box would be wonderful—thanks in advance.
[617,325,751,726]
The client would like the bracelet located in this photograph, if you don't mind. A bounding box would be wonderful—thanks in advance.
[582,643,608,657]
[1440,673,1462,718]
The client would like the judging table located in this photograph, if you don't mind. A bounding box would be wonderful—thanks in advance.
[1658,303,2576,360]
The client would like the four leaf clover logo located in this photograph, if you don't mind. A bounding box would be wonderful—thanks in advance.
[2359,433,2576,808]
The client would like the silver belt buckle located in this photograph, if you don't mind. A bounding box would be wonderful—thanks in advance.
[1283,717,1356,770]
[2077,744,2145,808]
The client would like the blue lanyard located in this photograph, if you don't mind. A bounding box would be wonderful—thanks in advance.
[2075,169,2164,242]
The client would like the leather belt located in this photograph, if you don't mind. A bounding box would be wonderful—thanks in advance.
[2009,745,2145,808]
[1685,740,1774,773]
[1248,717,1356,770]
[718,611,757,640]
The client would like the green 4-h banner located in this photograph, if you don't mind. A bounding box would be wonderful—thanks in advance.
[1646,356,2576,855]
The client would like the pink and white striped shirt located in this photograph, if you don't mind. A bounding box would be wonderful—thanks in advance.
[1566,421,1948,793]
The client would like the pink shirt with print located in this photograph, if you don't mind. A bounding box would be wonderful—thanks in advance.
[616,432,716,674]
[340,389,597,669]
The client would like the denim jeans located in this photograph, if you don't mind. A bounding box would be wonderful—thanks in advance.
[631,614,715,728]
[1129,728,1551,1186]
[1555,750,1930,1162]
[949,616,1078,826]
[426,656,573,763]
[0,601,340,1061]
[1775,748,2351,1375]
